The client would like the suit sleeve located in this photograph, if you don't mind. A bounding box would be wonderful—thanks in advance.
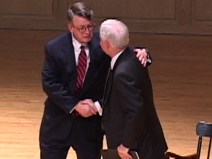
[114,63,147,148]
[42,45,79,114]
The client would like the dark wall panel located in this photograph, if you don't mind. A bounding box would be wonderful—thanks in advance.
[0,0,212,35]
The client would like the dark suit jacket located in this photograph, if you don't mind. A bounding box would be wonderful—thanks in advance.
[39,32,110,147]
[102,47,168,159]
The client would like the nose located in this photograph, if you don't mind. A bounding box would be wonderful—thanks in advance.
[84,27,92,34]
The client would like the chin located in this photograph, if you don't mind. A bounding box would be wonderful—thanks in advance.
[82,37,92,43]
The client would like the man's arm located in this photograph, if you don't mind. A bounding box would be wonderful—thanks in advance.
[42,45,79,114]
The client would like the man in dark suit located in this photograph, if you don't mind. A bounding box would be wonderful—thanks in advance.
[100,19,168,159]
[39,2,150,159]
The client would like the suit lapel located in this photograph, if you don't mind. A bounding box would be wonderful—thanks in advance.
[62,33,78,93]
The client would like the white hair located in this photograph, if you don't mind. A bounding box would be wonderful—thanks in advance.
[100,19,129,49]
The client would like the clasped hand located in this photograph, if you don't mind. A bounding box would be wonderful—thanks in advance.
[117,144,132,159]
[74,99,97,117]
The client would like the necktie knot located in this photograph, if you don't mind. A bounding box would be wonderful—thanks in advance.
[80,45,85,50]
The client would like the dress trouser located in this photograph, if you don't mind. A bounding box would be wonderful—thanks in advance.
[40,115,103,159]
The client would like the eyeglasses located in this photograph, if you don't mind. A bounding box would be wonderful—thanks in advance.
[72,24,95,33]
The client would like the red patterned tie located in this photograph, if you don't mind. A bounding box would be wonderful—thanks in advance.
[76,45,87,93]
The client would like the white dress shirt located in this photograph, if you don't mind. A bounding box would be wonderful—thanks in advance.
[72,34,90,72]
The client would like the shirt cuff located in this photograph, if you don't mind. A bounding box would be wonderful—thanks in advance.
[69,107,76,114]
[95,101,102,116]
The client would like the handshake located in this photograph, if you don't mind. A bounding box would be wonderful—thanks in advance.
[74,99,102,118]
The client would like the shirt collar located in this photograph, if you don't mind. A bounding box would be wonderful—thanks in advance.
[72,33,89,65]
[111,50,124,70]
[72,33,87,49]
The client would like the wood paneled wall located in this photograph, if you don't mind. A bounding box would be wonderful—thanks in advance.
[0,0,212,35]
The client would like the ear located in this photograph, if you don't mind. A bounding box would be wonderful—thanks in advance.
[105,40,110,49]
[68,23,73,32]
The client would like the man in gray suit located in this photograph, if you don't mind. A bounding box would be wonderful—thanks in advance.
[100,19,168,159]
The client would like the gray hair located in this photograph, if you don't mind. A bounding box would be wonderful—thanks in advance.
[67,2,94,22]
[100,19,129,49]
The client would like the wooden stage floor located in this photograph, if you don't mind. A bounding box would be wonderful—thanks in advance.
[0,29,212,159]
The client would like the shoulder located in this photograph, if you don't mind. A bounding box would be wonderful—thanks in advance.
[118,48,141,69]
[46,32,72,49]
[116,48,148,77]
[43,32,73,60]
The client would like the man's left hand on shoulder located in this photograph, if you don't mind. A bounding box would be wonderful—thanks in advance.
[134,48,152,67]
